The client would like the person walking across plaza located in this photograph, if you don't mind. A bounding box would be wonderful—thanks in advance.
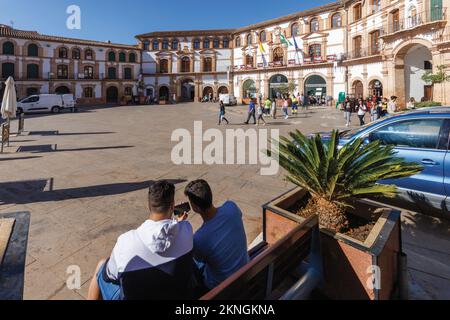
[356,99,367,126]
[218,101,229,125]
[291,94,298,115]
[271,98,277,119]
[264,97,271,116]
[344,97,352,127]
[244,100,256,125]
[256,103,266,126]
[282,98,289,120]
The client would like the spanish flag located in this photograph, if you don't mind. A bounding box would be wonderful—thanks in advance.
[259,41,265,54]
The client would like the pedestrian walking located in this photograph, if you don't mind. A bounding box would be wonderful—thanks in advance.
[271,98,277,119]
[344,97,352,127]
[282,98,289,119]
[264,98,271,116]
[256,103,266,126]
[244,100,256,125]
[292,95,298,115]
[218,101,229,125]
[356,99,367,126]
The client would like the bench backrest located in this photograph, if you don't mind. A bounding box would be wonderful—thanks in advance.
[200,215,318,300]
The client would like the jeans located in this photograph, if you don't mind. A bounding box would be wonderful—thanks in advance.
[345,112,351,126]
[245,111,256,124]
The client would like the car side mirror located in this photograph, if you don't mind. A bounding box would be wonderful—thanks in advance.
[363,136,371,144]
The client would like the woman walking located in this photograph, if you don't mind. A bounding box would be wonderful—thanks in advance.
[271,98,277,119]
[218,101,229,125]
[282,98,289,119]
[356,99,367,126]
[344,97,352,127]
[256,103,266,126]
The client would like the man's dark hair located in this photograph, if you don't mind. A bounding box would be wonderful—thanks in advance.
[184,180,213,212]
[148,180,175,214]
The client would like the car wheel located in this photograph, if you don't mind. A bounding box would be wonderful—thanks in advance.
[51,106,61,114]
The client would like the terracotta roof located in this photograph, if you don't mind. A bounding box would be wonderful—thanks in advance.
[136,29,234,39]
[232,1,343,33]
[135,2,343,40]
[0,24,139,50]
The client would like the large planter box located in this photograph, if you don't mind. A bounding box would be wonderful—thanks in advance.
[263,187,403,300]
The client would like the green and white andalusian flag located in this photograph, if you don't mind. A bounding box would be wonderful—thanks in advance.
[279,33,292,47]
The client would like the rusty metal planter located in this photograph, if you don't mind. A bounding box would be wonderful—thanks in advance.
[263,187,403,300]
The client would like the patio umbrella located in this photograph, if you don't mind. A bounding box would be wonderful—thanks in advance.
[1,77,17,120]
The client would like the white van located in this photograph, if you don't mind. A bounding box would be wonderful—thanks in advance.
[17,94,76,114]
[219,94,238,106]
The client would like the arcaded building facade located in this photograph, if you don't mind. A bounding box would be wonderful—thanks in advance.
[1,0,450,107]
[0,24,141,104]
[138,0,450,107]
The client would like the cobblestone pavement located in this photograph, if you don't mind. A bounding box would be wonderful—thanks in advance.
[0,102,448,300]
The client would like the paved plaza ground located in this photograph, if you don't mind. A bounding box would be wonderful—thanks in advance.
[0,102,449,300]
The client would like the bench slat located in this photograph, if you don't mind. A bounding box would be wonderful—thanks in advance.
[200,215,318,300]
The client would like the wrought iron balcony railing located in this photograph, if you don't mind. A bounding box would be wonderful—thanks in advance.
[381,7,447,36]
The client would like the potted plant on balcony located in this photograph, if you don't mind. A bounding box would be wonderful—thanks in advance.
[264,130,422,300]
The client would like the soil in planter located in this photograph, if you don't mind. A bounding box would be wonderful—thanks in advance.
[288,196,376,242]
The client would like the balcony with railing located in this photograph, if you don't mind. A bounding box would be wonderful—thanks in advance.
[381,7,447,38]
[346,46,382,60]
[433,27,450,43]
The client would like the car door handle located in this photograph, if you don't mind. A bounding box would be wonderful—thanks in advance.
[421,159,438,166]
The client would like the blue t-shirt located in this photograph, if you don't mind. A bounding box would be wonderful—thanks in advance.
[194,201,250,289]
[249,101,255,113]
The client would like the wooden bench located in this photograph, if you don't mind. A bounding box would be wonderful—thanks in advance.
[0,212,30,300]
[200,215,319,300]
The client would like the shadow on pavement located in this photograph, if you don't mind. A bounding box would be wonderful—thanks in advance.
[17,144,133,154]
[0,178,187,205]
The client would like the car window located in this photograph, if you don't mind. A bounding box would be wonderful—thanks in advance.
[369,119,444,149]
[22,96,39,103]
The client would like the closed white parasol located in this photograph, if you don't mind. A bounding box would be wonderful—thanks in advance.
[1,77,17,120]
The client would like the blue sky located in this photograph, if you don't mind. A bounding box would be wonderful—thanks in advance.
[0,0,333,44]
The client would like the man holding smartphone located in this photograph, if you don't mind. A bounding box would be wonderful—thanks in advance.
[88,180,194,300]
[183,180,250,296]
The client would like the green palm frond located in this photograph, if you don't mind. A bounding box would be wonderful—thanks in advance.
[272,130,424,204]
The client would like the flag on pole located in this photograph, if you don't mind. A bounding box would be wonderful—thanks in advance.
[293,36,300,51]
[279,33,292,47]
[259,41,266,54]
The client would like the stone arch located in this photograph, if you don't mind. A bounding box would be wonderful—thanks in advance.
[352,79,364,99]
[23,41,42,57]
[179,77,195,102]
[392,39,434,107]
[304,73,327,99]
[1,38,18,55]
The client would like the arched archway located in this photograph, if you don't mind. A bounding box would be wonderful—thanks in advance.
[180,78,195,102]
[242,79,257,101]
[218,86,229,95]
[394,41,434,106]
[304,75,327,100]
[106,86,118,103]
[159,86,170,101]
[352,80,364,99]
[55,86,70,95]
[269,74,288,99]
[369,79,383,98]
[202,86,214,99]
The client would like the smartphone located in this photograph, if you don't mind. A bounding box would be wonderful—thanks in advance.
[174,202,191,216]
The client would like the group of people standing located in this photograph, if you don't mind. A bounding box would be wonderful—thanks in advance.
[341,96,398,127]
[241,93,311,126]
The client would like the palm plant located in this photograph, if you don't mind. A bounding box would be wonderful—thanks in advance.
[272,130,423,232]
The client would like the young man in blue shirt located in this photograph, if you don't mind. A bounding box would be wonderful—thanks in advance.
[184,180,250,296]
[244,100,256,125]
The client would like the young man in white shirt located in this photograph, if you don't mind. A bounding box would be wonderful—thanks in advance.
[87,180,193,300]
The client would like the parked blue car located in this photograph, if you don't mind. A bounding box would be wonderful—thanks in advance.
[335,107,450,220]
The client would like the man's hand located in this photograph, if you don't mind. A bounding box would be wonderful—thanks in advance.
[176,212,189,222]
